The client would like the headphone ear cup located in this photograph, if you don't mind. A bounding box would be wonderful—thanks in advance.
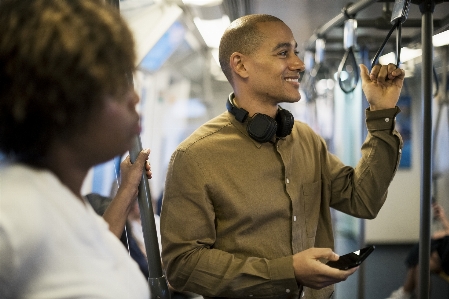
[247,114,278,143]
[275,109,294,137]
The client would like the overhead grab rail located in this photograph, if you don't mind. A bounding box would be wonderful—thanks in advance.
[305,0,377,51]
[306,0,449,53]
[337,5,360,93]
[371,0,411,68]
[306,1,449,299]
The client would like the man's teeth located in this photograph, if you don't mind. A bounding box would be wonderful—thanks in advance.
[285,78,298,82]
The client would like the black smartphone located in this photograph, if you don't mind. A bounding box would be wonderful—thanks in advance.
[326,245,375,270]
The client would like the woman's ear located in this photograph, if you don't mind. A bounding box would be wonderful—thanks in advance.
[230,52,249,79]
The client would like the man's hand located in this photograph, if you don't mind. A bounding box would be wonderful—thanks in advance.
[293,248,358,289]
[359,63,405,111]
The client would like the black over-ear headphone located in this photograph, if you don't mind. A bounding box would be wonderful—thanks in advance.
[226,97,294,143]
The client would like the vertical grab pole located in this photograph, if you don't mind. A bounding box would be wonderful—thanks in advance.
[418,1,434,298]
[106,0,170,297]
[130,136,170,299]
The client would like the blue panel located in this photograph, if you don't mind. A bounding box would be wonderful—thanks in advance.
[396,95,412,168]
[92,163,107,195]
[91,158,119,196]
[140,21,186,72]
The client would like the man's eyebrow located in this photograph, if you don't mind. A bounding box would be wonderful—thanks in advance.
[272,42,298,52]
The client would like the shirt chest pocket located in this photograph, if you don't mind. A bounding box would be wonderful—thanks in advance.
[302,180,321,238]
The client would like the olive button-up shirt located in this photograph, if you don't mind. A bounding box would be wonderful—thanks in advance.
[161,107,402,299]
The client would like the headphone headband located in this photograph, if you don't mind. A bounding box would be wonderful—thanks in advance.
[226,98,248,123]
[226,96,294,143]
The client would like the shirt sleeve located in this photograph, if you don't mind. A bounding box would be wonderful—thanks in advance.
[328,106,403,218]
[161,149,300,298]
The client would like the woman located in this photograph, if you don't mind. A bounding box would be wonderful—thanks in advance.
[0,0,150,298]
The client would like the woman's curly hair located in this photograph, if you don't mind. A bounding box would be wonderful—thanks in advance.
[0,0,136,162]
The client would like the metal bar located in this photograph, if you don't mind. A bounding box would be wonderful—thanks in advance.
[130,136,170,299]
[418,1,435,298]
[403,13,449,44]
[305,0,378,49]
[356,18,440,28]
[433,13,449,34]
[112,1,170,297]
[357,220,366,299]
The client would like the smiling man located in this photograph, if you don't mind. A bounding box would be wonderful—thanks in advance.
[161,14,405,299]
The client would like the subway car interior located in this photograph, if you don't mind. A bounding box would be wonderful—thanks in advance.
[2,0,449,298]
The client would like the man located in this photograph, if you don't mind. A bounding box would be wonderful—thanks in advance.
[161,14,404,299]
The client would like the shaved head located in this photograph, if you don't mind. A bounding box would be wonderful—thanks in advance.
[219,14,284,85]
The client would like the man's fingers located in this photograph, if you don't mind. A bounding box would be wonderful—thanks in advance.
[311,248,339,261]
[393,67,406,80]
[369,64,382,81]
[387,63,397,80]
[359,64,371,84]
[376,65,390,84]
[360,63,405,87]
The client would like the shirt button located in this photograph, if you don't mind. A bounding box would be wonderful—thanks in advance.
[293,216,297,221]
[399,149,402,153]
[385,118,390,122]
[286,178,290,184]
[286,289,290,293]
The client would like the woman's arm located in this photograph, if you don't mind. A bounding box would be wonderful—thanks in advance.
[103,149,151,238]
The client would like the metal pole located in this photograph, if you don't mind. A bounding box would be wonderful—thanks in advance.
[130,136,171,299]
[109,0,170,297]
[357,219,366,299]
[418,1,435,298]
[305,0,377,49]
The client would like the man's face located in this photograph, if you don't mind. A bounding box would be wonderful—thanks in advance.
[244,21,305,105]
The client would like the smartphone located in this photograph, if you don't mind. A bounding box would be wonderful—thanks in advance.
[326,245,375,270]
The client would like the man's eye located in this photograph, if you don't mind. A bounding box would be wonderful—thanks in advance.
[279,51,287,56]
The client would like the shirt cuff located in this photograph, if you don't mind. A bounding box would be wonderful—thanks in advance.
[365,106,401,132]
[268,255,301,296]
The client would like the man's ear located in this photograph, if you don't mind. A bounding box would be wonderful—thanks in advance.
[230,52,249,79]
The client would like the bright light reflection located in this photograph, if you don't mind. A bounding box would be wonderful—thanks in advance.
[433,30,449,47]
[379,48,422,65]
[334,71,349,81]
[194,15,230,48]
[182,0,222,6]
